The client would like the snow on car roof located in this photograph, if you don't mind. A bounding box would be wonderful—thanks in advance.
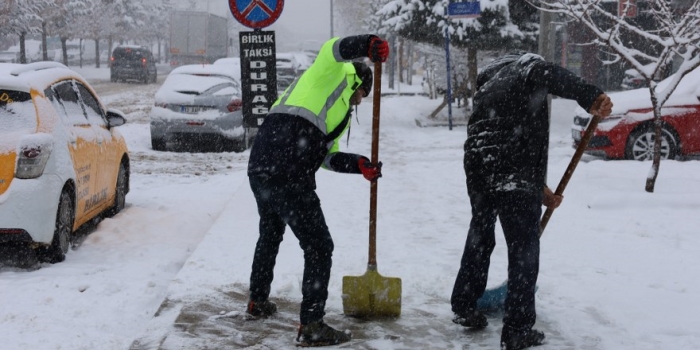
[156,64,240,104]
[212,58,241,80]
[0,62,85,94]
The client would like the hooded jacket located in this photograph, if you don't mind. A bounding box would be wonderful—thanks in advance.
[465,52,603,194]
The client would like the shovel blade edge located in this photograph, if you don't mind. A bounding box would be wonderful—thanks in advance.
[342,270,401,318]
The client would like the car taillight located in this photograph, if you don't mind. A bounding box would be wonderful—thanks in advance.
[109,56,114,67]
[227,98,242,112]
[142,57,147,67]
[15,145,52,179]
[155,102,168,108]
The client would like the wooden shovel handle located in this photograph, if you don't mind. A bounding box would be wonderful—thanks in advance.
[368,61,382,267]
[540,113,603,235]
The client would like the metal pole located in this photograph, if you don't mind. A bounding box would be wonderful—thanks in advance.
[330,0,334,38]
[444,7,453,130]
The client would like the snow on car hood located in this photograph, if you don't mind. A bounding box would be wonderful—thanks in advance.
[609,67,700,114]
[575,66,700,119]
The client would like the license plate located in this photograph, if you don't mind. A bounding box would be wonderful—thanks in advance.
[181,106,203,114]
[572,129,582,141]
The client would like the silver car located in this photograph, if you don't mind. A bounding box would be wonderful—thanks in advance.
[150,64,249,152]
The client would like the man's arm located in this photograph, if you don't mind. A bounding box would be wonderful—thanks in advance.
[528,61,604,112]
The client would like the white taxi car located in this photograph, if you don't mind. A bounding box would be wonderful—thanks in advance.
[0,62,130,263]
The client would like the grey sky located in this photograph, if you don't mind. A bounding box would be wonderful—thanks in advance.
[190,0,333,51]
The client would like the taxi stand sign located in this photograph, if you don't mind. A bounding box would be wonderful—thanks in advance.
[239,31,278,128]
[229,0,285,128]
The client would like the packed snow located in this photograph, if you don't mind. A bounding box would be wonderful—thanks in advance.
[1,65,699,350]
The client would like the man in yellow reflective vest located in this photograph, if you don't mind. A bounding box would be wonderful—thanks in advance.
[246,34,389,347]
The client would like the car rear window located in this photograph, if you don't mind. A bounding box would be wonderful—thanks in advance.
[113,48,148,61]
[0,90,37,152]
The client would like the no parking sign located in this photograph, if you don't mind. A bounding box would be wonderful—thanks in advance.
[229,0,284,29]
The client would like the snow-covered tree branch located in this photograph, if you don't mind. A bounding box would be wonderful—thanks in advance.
[534,0,700,192]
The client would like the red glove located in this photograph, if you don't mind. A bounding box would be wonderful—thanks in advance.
[368,37,389,63]
[358,157,382,181]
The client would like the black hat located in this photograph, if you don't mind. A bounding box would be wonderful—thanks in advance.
[352,62,372,97]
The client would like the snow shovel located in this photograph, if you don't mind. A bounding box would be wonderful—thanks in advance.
[342,61,402,318]
[476,112,605,311]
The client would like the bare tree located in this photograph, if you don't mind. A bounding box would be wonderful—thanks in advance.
[0,0,45,63]
[536,0,700,192]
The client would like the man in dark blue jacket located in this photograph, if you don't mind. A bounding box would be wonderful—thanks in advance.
[451,52,612,350]
[245,34,389,347]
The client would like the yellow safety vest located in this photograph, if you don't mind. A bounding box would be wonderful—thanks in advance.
[269,37,364,154]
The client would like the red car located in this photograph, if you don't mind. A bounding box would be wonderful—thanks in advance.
[572,67,700,160]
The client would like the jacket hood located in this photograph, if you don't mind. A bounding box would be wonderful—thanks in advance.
[476,51,543,90]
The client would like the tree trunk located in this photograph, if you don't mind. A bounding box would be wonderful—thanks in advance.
[94,38,100,68]
[42,22,48,61]
[407,40,414,85]
[61,37,68,65]
[19,32,26,63]
[645,97,663,192]
[398,37,404,84]
[467,46,477,105]
[388,36,395,90]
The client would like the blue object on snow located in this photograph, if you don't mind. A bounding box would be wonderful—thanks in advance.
[476,281,539,311]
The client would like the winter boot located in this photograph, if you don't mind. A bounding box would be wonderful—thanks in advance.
[452,309,488,328]
[500,326,545,350]
[246,299,277,317]
[296,320,351,347]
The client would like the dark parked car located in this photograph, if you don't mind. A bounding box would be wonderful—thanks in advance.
[572,66,700,160]
[110,46,157,83]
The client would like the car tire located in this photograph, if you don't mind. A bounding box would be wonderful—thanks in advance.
[110,74,117,83]
[105,163,128,218]
[151,137,166,151]
[625,124,678,160]
[37,190,74,263]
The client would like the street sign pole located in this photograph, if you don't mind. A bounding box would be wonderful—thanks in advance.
[445,1,481,130]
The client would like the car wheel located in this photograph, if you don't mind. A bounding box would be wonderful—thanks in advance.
[625,124,678,160]
[105,163,128,218]
[110,74,117,82]
[37,190,74,263]
[151,137,166,151]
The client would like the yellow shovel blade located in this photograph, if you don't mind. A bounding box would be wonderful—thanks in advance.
[342,268,402,318]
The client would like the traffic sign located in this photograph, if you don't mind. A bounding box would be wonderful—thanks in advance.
[229,0,284,29]
[618,0,637,17]
[448,1,481,19]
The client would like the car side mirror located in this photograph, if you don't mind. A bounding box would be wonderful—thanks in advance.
[106,108,127,128]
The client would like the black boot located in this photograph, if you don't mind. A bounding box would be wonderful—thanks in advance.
[296,320,351,347]
[246,299,277,317]
[500,326,545,350]
[452,309,488,328]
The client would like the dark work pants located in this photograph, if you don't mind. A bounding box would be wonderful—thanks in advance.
[248,175,334,325]
[451,190,542,331]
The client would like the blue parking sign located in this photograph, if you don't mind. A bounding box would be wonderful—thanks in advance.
[448,1,481,19]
